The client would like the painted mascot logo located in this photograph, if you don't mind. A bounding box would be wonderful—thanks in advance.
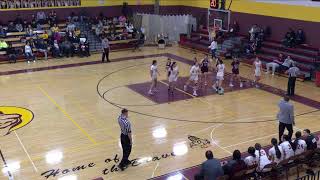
[0,106,34,136]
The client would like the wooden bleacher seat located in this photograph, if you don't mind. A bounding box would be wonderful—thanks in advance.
[0,37,20,42]
[12,43,24,48]
[6,32,26,36]
[0,51,7,55]
[109,39,137,45]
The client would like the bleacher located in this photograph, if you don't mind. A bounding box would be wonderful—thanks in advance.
[179,28,319,81]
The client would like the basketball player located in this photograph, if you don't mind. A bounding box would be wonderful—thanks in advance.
[292,131,307,155]
[148,60,160,95]
[165,58,172,80]
[253,57,262,88]
[280,134,295,159]
[254,143,271,172]
[200,54,210,86]
[268,138,284,164]
[244,146,258,166]
[229,57,242,88]
[184,62,200,96]
[212,58,225,95]
[168,62,179,94]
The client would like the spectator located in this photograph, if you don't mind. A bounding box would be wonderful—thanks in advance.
[0,39,8,50]
[254,143,271,172]
[303,129,318,150]
[78,39,90,57]
[279,56,294,72]
[15,22,23,32]
[0,25,6,37]
[36,11,47,24]
[61,39,74,57]
[194,150,224,180]
[15,14,23,25]
[7,21,17,32]
[283,29,296,48]
[6,43,18,63]
[266,53,284,75]
[24,41,35,63]
[52,39,62,57]
[229,21,239,36]
[35,38,49,60]
[244,146,258,166]
[51,24,60,33]
[26,24,34,37]
[268,138,284,164]
[222,150,246,177]
[22,20,28,30]
[66,21,76,32]
[31,15,37,29]
[295,29,305,45]
[249,24,258,42]
[292,131,307,155]
[280,134,295,159]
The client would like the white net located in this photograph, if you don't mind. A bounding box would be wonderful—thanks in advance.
[208,8,231,32]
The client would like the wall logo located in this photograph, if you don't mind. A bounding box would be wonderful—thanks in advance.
[0,106,34,136]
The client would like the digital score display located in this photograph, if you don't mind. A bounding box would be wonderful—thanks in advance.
[210,0,219,9]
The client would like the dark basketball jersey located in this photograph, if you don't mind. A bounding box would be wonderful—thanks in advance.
[231,61,240,71]
[201,59,209,68]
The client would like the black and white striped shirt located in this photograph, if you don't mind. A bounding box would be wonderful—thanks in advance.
[118,115,131,135]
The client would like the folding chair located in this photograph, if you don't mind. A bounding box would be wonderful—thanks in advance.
[258,162,277,179]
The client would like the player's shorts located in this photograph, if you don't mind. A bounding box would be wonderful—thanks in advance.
[189,75,199,82]
[168,76,178,83]
[255,69,261,77]
[216,75,224,81]
[232,69,239,75]
[201,67,209,73]
[151,74,157,80]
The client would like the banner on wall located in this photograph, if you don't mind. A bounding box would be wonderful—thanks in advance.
[210,0,219,9]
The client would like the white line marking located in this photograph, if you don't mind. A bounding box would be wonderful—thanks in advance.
[14,131,38,172]
[223,133,277,149]
[151,162,159,178]
[210,124,232,155]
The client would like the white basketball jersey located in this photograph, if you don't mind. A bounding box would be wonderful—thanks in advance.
[268,145,284,163]
[280,141,295,159]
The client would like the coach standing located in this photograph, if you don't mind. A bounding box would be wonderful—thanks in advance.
[101,36,110,63]
[118,109,132,171]
[286,64,300,96]
[277,96,295,141]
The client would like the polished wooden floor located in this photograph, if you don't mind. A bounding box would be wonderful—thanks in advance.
[0,46,319,180]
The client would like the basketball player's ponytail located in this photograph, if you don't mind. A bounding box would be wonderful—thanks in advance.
[293,131,302,152]
[255,143,262,157]
[283,134,295,151]
[271,138,282,159]
[248,146,256,158]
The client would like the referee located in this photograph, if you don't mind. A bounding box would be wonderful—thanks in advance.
[277,96,295,141]
[286,64,300,96]
[118,109,132,171]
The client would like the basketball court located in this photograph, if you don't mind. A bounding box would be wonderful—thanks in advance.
[0,46,320,180]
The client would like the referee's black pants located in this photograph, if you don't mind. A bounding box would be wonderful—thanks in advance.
[287,77,296,96]
[102,48,110,62]
[279,122,293,141]
[119,133,132,168]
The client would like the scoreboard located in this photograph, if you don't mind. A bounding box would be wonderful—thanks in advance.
[210,0,219,9]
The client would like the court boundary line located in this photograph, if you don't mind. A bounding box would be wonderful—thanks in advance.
[14,131,38,172]
[38,86,97,144]
[0,149,13,179]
